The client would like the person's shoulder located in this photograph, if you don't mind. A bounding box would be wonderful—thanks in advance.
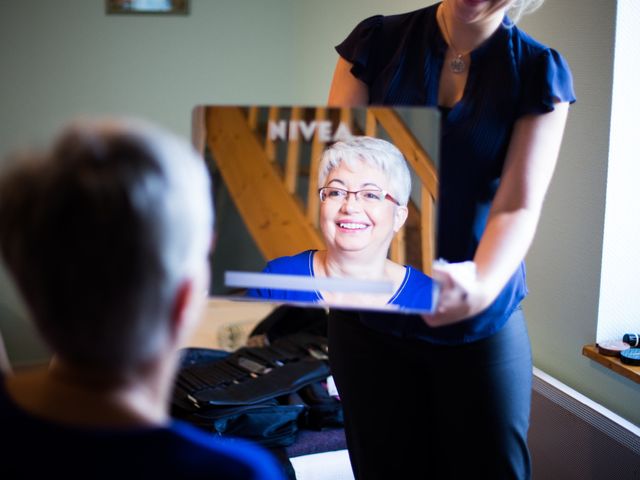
[165,421,285,479]
[264,250,316,275]
[389,265,433,310]
[509,23,566,61]
[405,265,433,288]
[508,23,575,101]
[2,420,285,479]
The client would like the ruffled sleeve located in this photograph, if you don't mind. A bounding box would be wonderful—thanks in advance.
[335,15,384,85]
[518,48,577,117]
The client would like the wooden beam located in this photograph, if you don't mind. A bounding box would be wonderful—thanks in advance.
[370,108,438,201]
[265,107,280,163]
[307,107,327,227]
[284,107,302,194]
[421,185,434,275]
[248,106,259,131]
[365,110,377,137]
[404,200,423,271]
[206,106,324,260]
[340,108,352,127]
[390,226,406,265]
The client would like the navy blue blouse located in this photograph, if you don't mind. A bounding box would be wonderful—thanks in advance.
[0,376,284,479]
[247,250,434,311]
[336,3,576,344]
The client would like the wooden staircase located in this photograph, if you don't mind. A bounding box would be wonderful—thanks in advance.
[203,106,438,274]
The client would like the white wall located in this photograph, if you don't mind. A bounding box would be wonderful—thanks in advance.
[597,0,640,343]
[1,0,638,426]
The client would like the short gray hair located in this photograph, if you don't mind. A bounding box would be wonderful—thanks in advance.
[0,118,214,373]
[317,136,412,206]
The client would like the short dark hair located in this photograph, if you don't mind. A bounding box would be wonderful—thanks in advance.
[0,119,213,372]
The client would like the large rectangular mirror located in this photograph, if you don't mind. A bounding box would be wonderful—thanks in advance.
[196,105,440,314]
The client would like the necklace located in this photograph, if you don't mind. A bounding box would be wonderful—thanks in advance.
[439,6,469,74]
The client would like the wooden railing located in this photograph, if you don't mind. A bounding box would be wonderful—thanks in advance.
[204,106,438,274]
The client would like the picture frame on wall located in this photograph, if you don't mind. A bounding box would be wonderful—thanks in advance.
[106,0,189,15]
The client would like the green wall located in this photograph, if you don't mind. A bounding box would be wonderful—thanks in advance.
[0,0,295,364]
[1,0,638,426]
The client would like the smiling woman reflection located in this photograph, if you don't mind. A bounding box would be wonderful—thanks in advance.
[247,136,432,310]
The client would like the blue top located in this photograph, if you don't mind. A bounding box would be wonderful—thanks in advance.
[0,373,285,479]
[336,3,576,344]
[247,250,433,311]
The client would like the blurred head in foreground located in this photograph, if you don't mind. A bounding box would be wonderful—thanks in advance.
[0,118,214,383]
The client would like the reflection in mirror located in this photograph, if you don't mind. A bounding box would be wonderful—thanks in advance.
[199,105,439,313]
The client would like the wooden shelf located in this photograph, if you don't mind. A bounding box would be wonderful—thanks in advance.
[582,344,640,384]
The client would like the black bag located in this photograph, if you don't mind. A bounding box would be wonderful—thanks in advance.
[248,305,329,344]
[172,304,344,456]
[172,330,332,448]
[248,305,343,431]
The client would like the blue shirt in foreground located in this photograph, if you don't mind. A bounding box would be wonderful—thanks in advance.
[247,250,433,312]
[0,372,285,479]
[336,3,576,344]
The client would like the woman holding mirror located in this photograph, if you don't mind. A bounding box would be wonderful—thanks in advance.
[247,136,433,312]
[327,0,575,478]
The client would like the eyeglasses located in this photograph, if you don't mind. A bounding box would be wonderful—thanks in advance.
[318,187,400,206]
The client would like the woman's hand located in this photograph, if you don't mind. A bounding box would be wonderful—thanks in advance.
[423,104,571,328]
[421,260,491,327]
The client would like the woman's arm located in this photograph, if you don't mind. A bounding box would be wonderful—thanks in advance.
[327,57,369,106]
[424,102,571,326]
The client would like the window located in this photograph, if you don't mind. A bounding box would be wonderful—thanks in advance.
[596,0,640,343]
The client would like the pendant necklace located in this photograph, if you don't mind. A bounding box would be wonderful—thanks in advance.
[439,7,469,74]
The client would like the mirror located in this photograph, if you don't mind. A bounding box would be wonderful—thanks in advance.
[197,105,440,314]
